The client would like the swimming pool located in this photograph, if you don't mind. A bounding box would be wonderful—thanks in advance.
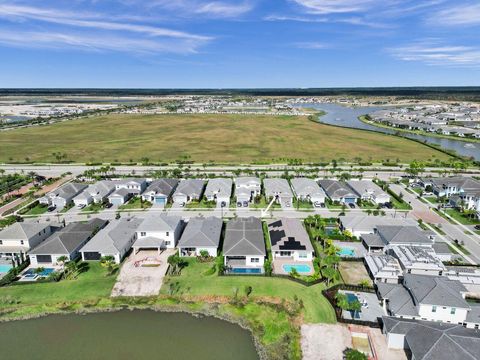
[283,264,312,274]
[337,247,356,257]
[345,292,361,319]
[23,268,55,277]
[231,268,262,274]
[0,264,12,273]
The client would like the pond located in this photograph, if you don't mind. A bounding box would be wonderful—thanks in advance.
[0,310,259,360]
[298,103,480,160]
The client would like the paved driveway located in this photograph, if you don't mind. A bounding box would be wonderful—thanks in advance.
[111,249,175,297]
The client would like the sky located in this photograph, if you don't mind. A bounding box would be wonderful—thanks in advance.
[0,0,479,88]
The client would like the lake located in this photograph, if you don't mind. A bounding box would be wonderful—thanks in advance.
[299,103,480,160]
[0,310,259,360]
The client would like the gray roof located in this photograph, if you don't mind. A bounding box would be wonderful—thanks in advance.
[290,178,326,198]
[29,219,107,255]
[268,218,313,252]
[383,316,480,360]
[263,178,293,198]
[433,242,452,255]
[0,222,52,240]
[235,177,261,188]
[429,176,480,193]
[361,233,385,248]
[109,188,131,197]
[178,217,222,248]
[204,178,232,198]
[132,236,164,248]
[346,180,389,199]
[223,217,266,256]
[173,179,205,197]
[78,181,115,199]
[377,283,418,316]
[143,178,178,197]
[403,274,470,309]
[340,215,417,234]
[80,218,143,254]
[365,254,402,278]
[318,180,358,199]
[138,214,182,232]
[377,225,434,246]
[51,182,87,199]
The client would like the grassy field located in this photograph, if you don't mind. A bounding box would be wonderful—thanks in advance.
[0,113,451,163]
[160,258,336,324]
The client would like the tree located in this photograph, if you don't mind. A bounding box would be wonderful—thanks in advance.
[405,160,425,178]
[344,348,367,360]
[263,259,273,276]
[56,255,68,268]
[100,255,117,275]
[321,267,337,286]
[34,267,45,275]
[64,261,80,280]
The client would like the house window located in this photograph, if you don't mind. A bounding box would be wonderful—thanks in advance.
[432,305,437,313]
[165,241,171,246]
[299,253,307,259]
[0,240,2,245]
[251,258,259,263]
[166,232,169,236]
[451,308,456,315]
[20,240,24,245]
[141,232,146,236]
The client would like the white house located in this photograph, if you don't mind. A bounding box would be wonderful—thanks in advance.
[203,178,232,206]
[39,182,88,208]
[268,218,314,262]
[290,178,326,205]
[263,178,294,207]
[235,177,261,206]
[347,180,390,205]
[133,214,183,252]
[141,178,179,206]
[172,179,205,204]
[73,180,116,207]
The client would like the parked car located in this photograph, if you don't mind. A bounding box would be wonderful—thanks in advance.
[383,203,393,209]
[105,203,113,208]
[47,206,56,212]
[237,201,242,207]
[76,204,85,209]
[314,202,321,208]
[475,225,480,231]
[348,203,355,209]
[242,201,249,207]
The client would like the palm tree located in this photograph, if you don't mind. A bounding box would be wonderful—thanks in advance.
[100,255,117,275]
[56,255,68,269]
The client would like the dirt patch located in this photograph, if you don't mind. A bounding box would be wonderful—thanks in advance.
[301,323,352,360]
[339,261,372,286]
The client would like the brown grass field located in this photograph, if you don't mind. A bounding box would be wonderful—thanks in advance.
[0,113,450,163]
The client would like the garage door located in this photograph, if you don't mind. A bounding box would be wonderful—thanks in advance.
[344,198,356,204]
[155,197,166,205]
[36,255,52,263]
[83,252,101,261]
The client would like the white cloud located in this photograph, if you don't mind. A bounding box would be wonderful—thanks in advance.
[291,0,377,14]
[295,42,328,49]
[263,14,328,23]
[389,40,480,67]
[195,2,253,17]
[429,3,480,26]
[147,0,253,18]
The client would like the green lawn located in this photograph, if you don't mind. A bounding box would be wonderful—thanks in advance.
[424,196,439,204]
[249,196,281,210]
[20,203,48,216]
[0,113,451,163]
[293,199,314,210]
[82,202,105,213]
[161,259,336,324]
[0,262,116,318]
[118,197,152,210]
[444,209,480,225]
[185,199,216,209]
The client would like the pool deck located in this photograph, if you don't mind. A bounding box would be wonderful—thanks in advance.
[334,241,367,258]
[339,290,384,322]
[272,258,315,275]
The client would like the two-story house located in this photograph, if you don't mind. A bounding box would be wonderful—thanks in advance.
[133,214,183,252]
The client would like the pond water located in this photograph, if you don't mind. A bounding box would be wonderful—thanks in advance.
[298,103,480,160]
[0,310,259,360]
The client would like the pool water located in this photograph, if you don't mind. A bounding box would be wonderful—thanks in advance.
[337,247,356,257]
[345,292,362,319]
[231,268,262,274]
[0,264,12,273]
[283,264,312,274]
[23,268,55,277]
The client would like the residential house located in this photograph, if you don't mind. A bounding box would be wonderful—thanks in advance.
[382,316,480,359]
[203,178,232,206]
[172,179,205,204]
[80,217,143,263]
[364,254,403,284]
[268,218,314,262]
[133,214,183,252]
[0,222,56,261]
[235,177,261,205]
[390,245,445,276]
[223,217,266,274]
[347,180,390,205]
[141,179,179,206]
[432,242,454,262]
[318,180,359,204]
[39,182,88,208]
[263,178,293,207]
[361,225,434,253]
[378,274,473,326]
[108,188,132,206]
[178,217,223,257]
[340,215,417,238]
[290,178,326,205]
[73,180,116,207]
[108,178,147,205]
[28,218,107,267]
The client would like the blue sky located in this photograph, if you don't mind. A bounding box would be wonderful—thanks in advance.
[0,0,479,88]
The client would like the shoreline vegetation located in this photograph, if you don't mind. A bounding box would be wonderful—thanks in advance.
[358,115,480,144]
[0,261,336,360]
[0,113,451,163]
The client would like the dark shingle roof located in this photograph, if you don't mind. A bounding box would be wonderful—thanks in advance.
[223,217,265,256]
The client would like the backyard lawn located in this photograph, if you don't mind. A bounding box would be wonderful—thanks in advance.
[0,113,451,163]
[160,258,336,324]
[0,263,116,318]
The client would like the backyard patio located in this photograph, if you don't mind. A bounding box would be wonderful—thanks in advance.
[272,258,315,276]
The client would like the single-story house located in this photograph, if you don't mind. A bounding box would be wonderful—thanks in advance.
[133,214,183,252]
[80,217,143,263]
[223,217,266,274]
[141,178,179,206]
[28,218,107,267]
[364,254,402,284]
[178,216,223,257]
[172,179,205,204]
[268,218,314,261]
[203,178,232,206]
[73,180,116,207]
[263,178,293,207]
[340,215,417,238]
[347,180,390,205]
[235,177,261,205]
[0,222,57,261]
[290,178,326,205]
[39,182,88,208]
[108,188,132,205]
[318,180,359,204]
[390,245,445,276]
